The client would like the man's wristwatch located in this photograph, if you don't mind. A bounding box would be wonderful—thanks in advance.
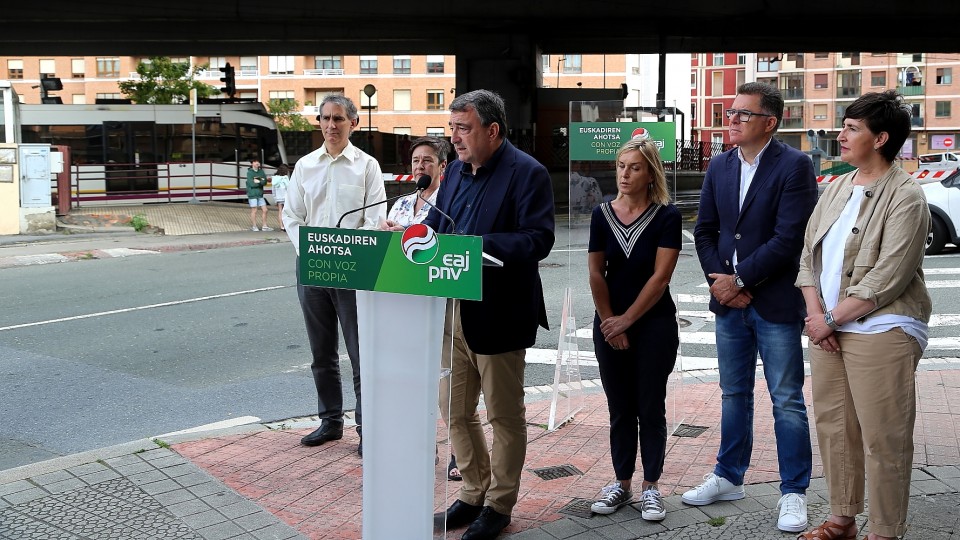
[824,310,840,330]
[733,273,745,289]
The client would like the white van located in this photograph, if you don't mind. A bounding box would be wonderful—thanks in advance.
[918,152,960,171]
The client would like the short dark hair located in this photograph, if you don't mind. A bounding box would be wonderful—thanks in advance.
[319,94,359,122]
[737,82,784,130]
[276,163,290,176]
[842,90,912,162]
[409,136,450,162]
[450,89,508,140]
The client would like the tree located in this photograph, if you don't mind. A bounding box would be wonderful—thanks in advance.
[118,56,218,104]
[268,98,315,131]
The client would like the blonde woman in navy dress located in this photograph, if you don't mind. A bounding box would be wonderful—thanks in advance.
[587,137,681,521]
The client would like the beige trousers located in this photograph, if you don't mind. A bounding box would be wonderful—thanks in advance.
[439,301,527,516]
[809,328,922,538]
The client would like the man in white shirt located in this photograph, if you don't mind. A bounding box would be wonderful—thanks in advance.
[282,95,386,455]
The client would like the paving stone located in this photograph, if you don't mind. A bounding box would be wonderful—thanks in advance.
[153,488,199,507]
[924,465,960,479]
[103,454,146,467]
[150,455,191,469]
[167,498,214,518]
[179,508,228,530]
[589,522,635,540]
[910,479,953,495]
[188,481,231,498]
[65,462,108,477]
[250,522,306,540]
[0,480,36,498]
[619,516,669,537]
[217,500,263,520]
[201,490,247,509]
[537,517,588,539]
[113,461,156,476]
[79,469,122,485]
[139,478,184,496]
[195,520,245,540]
[43,478,89,494]
[175,472,216,488]
[31,470,75,486]
[126,469,169,486]
[232,510,289,532]
[1,488,48,505]
[138,448,176,461]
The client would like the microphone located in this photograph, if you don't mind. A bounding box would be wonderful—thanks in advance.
[335,180,424,228]
[416,174,457,233]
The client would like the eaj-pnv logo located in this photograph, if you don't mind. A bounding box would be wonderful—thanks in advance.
[401,224,439,264]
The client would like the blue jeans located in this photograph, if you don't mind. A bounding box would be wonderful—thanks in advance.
[714,306,812,495]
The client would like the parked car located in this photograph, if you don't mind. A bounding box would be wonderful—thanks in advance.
[922,168,960,254]
[919,152,960,171]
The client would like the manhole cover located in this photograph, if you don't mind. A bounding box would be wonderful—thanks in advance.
[558,498,594,518]
[672,423,709,438]
[530,464,583,480]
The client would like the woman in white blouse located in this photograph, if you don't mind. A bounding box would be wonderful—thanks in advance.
[383,136,449,229]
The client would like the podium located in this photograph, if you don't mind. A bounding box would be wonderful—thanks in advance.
[299,225,489,539]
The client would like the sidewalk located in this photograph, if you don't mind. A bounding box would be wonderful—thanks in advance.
[2,204,960,539]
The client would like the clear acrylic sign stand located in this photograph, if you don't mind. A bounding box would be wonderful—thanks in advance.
[548,287,584,431]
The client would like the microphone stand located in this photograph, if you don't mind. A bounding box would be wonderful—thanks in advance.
[335,185,420,228]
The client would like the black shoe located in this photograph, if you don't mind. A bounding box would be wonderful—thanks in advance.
[461,507,510,540]
[357,426,363,457]
[433,500,483,530]
[300,420,343,447]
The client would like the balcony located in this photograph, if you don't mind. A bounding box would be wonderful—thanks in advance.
[837,87,860,98]
[304,69,344,76]
[780,117,803,129]
[783,88,804,100]
[911,116,924,127]
[898,85,925,96]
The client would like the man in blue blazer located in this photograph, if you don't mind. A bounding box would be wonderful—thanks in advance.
[687,83,817,534]
[426,89,555,540]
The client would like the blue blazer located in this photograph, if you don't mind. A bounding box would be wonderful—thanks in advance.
[423,140,555,355]
[694,138,817,323]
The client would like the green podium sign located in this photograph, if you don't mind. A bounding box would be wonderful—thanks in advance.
[569,122,677,162]
[299,224,482,300]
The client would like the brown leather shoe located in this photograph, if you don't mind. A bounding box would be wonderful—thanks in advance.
[796,519,857,539]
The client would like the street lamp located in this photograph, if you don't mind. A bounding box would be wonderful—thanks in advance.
[363,84,376,153]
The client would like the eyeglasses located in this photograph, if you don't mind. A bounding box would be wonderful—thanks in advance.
[725,109,775,122]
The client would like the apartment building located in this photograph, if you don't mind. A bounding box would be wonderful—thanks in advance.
[691,52,960,163]
[2,54,626,138]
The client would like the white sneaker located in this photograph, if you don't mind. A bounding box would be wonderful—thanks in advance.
[261,226,274,231]
[590,481,633,515]
[681,473,745,506]
[639,486,666,521]
[250,226,259,231]
[776,493,807,532]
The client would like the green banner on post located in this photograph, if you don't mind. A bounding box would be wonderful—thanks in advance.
[299,225,482,300]
[569,122,677,162]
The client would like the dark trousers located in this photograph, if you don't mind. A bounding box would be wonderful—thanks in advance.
[594,313,678,483]
[297,279,362,426]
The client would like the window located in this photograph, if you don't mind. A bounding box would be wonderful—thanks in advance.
[426,55,444,74]
[782,105,803,128]
[427,127,446,137]
[96,57,120,78]
[314,88,344,104]
[7,59,23,80]
[870,71,886,86]
[711,71,723,97]
[96,93,122,100]
[314,56,342,70]
[936,101,951,118]
[814,52,829,59]
[814,73,828,89]
[713,53,724,66]
[840,52,861,65]
[712,103,724,127]
[268,90,295,103]
[208,57,226,70]
[394,127,412,135]
[912,53,923,63]
[757,55,780,72]
[691,103,697,122]
[39,59,56,78]
[837,71,861,98]
[394,89,411,111]
[737,54,747,65]
[360,56,377,75]
[239,56,257,73]
[269,56,295,74]
[787,53,804,68]
[736,69,746,89]
[541,55,550,73]
[71,94,86,105]
[359,88,377,109]
[563,55,582,74]
[937,68,953,85]
[393,55,411,74]
[71,58,85,78]
[427,90,444,110]
[690,71,697,88]
[780,74,803,99]
[813,104,827,120]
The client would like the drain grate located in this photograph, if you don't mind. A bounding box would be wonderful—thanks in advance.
[672,423,709,438]
[529,464,583,481]
[558,498,595,518]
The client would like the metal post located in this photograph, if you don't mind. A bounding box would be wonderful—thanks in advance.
[189,88,199,203]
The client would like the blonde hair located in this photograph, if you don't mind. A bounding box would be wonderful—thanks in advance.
[615,137,670,205]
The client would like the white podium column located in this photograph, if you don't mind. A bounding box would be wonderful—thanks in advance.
[356,291,446,539]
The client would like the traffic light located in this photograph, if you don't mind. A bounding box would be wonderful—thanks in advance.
[40,76,63,104]
[219,63,236,97]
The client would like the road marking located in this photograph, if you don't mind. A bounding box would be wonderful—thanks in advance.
[926,280,960,288]
[0,286,288,332]
[154,416,261,438]
[924,268,960,275]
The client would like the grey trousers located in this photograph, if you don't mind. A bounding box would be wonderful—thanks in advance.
[296,280,362,426]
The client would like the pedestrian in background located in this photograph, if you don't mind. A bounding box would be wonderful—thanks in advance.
[587,137,681,521]
[797,91,931,540]
[271,163,291,231]
[688,82,817,533]
[246,159,271,231]
[282,95,386,456]
[429,89,555,540]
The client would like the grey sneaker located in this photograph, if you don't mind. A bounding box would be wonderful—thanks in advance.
[590,481,633,515]
[640,486,666,521]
